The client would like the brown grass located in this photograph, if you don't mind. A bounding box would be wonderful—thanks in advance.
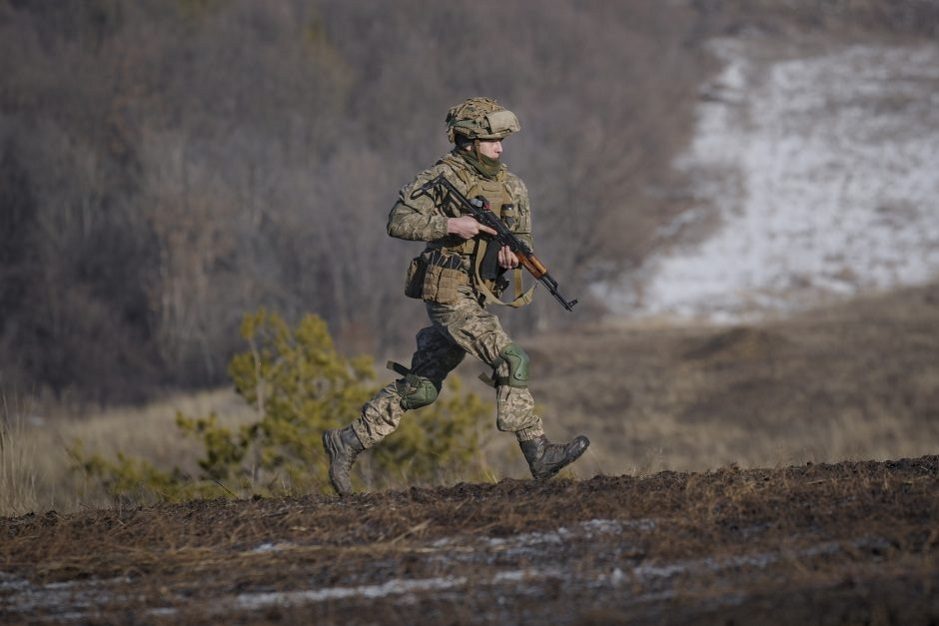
[1,389,255,515]
[2,282,938,517]
[531,282,939,477]
[0,399,39,517]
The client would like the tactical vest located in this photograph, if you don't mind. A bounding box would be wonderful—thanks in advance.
[436,156,535,308]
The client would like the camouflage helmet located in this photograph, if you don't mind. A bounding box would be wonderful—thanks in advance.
[445,97,521,143]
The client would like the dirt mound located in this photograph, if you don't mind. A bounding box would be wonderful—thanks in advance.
[2,456,938,625]
[681,326,790,363]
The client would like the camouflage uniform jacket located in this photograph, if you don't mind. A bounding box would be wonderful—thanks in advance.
[387,151,534,283]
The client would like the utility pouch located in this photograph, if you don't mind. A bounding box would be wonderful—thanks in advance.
[500,204,517,229]
[404,256,428,299]
[421,250,467,304]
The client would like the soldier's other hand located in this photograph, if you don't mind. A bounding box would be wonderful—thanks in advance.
[447,216,497,240]
[498,245,519,269]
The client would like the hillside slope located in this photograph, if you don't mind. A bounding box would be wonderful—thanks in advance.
[528,281,939,476]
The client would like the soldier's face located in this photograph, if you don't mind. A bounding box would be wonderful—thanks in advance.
[476,139,503,160]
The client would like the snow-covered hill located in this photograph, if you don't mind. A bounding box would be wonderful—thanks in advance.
[619,37,939,322]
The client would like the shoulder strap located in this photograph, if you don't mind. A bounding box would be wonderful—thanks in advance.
[439,154,474,187]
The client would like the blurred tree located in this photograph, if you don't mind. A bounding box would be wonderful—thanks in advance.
[3,0,926,404]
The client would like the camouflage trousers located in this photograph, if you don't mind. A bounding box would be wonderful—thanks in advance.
[351,286,545,448]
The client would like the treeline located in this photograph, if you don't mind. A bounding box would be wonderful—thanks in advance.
[1,0,934,404]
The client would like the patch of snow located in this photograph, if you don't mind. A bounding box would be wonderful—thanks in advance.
[628,540,844,584]
[249,541,296,554]
[0,534,897,619]
[609,567,627,586]
[148,607,178,617]
[0,572,30,592]
[0,572,131,621]
[431,518,639,555]
[235,576,467,610]
[486,518,630,547]
[615,38,939,321]
[491,568,564,583]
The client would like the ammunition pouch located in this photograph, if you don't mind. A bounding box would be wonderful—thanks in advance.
[405,249,469,304]
[404,256,428,299]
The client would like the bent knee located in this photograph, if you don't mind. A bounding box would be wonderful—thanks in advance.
[498,343,530,388]
[396,374,440,410]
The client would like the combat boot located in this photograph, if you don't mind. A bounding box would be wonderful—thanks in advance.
[322,425,365,497]
[519,434,590,480]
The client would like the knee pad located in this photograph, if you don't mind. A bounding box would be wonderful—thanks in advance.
[396,374,440,410]
[498,343,530,389]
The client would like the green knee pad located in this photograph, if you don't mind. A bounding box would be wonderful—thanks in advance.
[498,343,530,389]
[396,374,440,410]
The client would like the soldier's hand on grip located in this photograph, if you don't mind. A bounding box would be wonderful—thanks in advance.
[498,245,519,269]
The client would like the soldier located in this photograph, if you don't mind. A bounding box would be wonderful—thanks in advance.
[322,97,589,496]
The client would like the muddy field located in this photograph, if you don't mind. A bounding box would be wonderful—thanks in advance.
[2,456,938,625]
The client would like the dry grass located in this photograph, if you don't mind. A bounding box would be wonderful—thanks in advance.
[0,389,255,516]
[1,397,40,517]
[530,282,939,477]
[2,283,938,517]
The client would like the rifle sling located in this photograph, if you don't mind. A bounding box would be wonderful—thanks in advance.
[471,238,535,308]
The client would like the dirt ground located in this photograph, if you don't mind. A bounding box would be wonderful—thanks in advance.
[2,455,937,625]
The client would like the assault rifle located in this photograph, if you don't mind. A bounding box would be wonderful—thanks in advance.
[419,174,578,311]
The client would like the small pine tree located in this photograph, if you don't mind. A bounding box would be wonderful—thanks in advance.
[72,309,491,503]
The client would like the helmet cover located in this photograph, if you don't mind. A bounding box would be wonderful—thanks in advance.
[446,97,520,143]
